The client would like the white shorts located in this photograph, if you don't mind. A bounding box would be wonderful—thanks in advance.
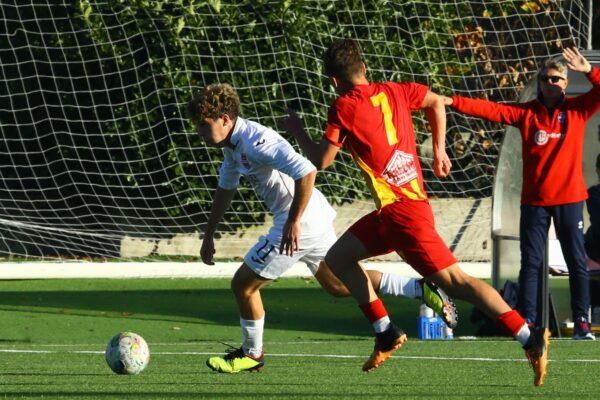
[243,224,337,280]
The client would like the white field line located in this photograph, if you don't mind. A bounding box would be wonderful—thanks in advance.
[0,347,598,363]
[0,261,491,279]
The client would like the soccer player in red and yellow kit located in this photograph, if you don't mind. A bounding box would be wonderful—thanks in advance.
[280,38,548,387]
[445,47,600,340]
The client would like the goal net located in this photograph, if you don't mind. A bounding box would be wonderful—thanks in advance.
[0,1,593,268]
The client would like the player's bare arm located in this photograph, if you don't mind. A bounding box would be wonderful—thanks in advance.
[200,186,236,265]
[441,96,453,106]
[422,91,451,178]
[279,109,339,169]
[279,169,317,256]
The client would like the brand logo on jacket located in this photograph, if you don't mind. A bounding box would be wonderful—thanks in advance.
[534,130,563,145]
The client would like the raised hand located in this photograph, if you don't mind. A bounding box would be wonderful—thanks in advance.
[562,47,592,74]
[278,109,306,139]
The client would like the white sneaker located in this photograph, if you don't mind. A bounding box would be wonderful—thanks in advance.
[572,316,596,340]
[572,331,596,340]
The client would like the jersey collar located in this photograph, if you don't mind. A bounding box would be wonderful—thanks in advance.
[228,117,246,149]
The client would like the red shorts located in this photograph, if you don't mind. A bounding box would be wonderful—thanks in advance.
[349,201,456,277]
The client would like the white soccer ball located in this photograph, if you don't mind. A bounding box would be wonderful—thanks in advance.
[105,332,150,375]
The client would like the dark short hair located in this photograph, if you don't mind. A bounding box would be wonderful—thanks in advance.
[323,38,364,82]
[186,83,240,124]
[596,153,600,169]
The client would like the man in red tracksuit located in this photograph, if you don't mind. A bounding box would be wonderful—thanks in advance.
[445,47,600,340]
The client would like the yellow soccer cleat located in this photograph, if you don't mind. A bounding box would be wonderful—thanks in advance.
[206,347,264,373]
[421,279,458,329]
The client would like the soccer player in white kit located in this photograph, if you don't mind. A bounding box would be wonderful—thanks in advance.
[186,83,456,373]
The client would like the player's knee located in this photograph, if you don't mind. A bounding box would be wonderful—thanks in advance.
[231,264,263,297]
[321,281,350,297]
[315,261,350,297]
[230,275,247,296]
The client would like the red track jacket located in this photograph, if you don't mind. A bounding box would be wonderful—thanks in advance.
[451,67,600,206]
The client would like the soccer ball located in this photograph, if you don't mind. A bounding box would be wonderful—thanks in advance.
[105,332,150,375]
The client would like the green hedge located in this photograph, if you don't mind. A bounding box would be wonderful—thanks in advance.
[0,1,584,253]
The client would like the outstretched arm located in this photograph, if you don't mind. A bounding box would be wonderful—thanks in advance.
[422,91,451,178]
[279,109,339,170]
[443,93,525,126]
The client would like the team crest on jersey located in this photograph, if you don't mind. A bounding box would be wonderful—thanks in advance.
[241,153,251,169]
[382,150,417,187]
[557,112,567,124]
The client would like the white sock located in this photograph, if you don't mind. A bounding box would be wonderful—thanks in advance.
[372,316,392,333]
[515,323,531,346]
[378,273,419,298]
[240,316,265,358]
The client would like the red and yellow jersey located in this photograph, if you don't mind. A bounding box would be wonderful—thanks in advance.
[325,81,429,209]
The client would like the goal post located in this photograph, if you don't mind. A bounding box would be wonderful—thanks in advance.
[0,1,592,276]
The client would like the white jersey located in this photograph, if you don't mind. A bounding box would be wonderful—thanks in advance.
[218,117,335,234]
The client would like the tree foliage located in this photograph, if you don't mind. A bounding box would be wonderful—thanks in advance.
[0,0,588,251]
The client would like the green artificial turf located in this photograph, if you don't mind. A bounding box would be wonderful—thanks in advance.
[0,278,598,399]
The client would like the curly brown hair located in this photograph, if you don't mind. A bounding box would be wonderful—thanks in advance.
[186,83,240,124]
[323,38,364,83]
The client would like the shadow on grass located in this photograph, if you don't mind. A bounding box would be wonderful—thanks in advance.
[0,278,479,338]
[0,287,435,338]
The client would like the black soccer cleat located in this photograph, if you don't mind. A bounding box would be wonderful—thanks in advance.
[362,324,407,372]
[523,326,550,387]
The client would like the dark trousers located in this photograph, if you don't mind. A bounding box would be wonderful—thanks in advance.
[518,202,590,324]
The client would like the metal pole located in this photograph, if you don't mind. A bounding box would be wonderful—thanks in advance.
[540,236,550,329]
[492,231,500,289]
[588,0,593,50]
